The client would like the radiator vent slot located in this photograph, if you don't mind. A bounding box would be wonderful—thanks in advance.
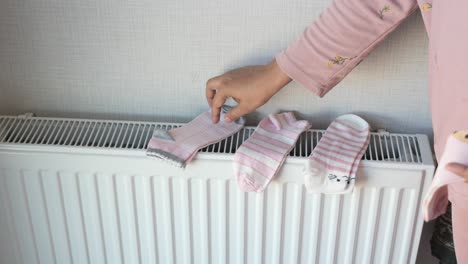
[0,116,423,163]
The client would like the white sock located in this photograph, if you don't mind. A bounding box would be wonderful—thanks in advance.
[304,114,370,194]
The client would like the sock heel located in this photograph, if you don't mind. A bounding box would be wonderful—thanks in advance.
[268,114,283,130]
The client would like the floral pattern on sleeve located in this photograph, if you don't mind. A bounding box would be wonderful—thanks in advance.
[327,55,356,68]
[379,5,390,19]
[326,3,403,68]
[422,3,432,11]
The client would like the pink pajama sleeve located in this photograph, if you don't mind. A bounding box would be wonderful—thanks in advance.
[276,0,419,97]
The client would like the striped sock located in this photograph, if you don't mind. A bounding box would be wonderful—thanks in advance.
[233,112,310,192]
[146,105,245,168]
[304,114,370,194]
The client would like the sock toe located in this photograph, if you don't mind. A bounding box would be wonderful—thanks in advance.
[237,173,261,192]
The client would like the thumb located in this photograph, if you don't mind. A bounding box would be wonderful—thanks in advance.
[446,162,468,180]
[224,105,249,123]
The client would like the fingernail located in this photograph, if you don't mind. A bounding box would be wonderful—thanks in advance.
[225,117,232,123]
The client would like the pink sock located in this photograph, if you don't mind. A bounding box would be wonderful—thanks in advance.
[304,114,370,194]
[146,106,244,168]
[233,112,310,192]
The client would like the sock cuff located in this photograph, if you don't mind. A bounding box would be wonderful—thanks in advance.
[146,147,187,168]
[268,112,311,131]
[335,114,370,132]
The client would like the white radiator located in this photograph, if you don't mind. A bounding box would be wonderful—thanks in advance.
[0,115,434,264]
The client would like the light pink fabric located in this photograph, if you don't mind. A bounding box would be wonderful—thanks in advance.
[233,112,310,192]
[275,0,468,261]
[423,134,468,221]
[276,0,420,98]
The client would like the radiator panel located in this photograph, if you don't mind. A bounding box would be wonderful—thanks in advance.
[0,115,434,264]
[0,159,431,264]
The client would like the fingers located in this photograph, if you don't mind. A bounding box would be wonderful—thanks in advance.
[224,105,249,123]
[205,78,219,108]
[206,75,249,123]
[446,162,468,181]
[211,90,227,124]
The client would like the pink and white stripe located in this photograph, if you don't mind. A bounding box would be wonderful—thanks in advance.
[305,114,370,194]
[233,112,310,192]
[146,109,244,168]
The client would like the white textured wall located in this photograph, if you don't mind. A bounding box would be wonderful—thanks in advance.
[0,0,431,137]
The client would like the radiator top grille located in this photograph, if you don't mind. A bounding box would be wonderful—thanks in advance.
[0,115,424,163]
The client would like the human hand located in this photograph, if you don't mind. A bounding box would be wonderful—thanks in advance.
[206,59,291,124]
[446,162,468,182]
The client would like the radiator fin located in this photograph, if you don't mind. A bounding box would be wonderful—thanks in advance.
[0,115,423,163]
[0,171,426,264]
